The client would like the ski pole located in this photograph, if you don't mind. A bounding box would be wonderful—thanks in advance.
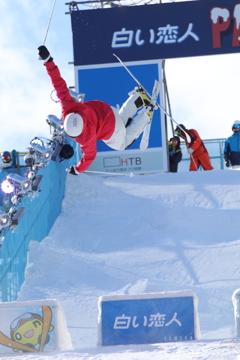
[84,170,135,177]
[113,54,199,170]
[181,143,198,171]
[43,0,57,45]
[190,153,198,171]
[113,54,191,144]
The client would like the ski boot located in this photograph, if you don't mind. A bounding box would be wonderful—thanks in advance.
[146,105,155,123]
[128,86,151,109]
[137,87,151,107]
[145,101,158,122]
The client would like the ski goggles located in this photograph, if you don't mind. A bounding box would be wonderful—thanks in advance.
[233,124,240,129]
[175,128,182,135]
[2,156,11,163]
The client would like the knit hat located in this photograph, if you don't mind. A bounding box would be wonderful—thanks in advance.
[170,136,180,144]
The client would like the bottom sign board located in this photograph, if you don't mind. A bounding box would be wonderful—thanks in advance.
[98,290,201,346]
[0,299,72,354]
[87,148,165,175]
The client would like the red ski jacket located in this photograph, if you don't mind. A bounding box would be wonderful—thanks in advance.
[180,129,208,157]
[45,61,115,172]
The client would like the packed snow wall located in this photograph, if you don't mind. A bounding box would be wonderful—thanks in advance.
[0,142,80,302]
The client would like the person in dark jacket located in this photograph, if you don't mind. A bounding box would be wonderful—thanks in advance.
[168,136,182,172]
[175,124,213,171]
[224,120,240,168]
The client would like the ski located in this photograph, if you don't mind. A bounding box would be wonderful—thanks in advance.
[229,165,240,170]
[39,306,52,352]
[113,53,149,95]
[140,79,160,151]
[0,331,38,352]
[113,53,191,143]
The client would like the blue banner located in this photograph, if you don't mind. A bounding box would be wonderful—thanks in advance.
[71,0,240,65]
[101,296,195,345]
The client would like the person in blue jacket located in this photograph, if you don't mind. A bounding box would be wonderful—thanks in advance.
[224,120,240,168]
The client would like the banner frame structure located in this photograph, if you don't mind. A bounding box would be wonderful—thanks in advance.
[73,59,168,175]
[69,0,240,174]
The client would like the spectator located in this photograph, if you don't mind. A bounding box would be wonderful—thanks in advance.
[1,151,11,164]
[168,136,182,172]
[224,120,240,169]
[174,124,213,171]
[0,151,12,170]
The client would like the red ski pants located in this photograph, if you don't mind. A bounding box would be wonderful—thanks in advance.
[189,152,214,171]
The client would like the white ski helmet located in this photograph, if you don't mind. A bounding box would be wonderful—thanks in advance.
[232,120,240,130]
[64,113,83,138]
[233,120,240,125]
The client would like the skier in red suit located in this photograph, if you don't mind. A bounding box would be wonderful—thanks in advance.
[174,124,213,171]
[38,46,152,175]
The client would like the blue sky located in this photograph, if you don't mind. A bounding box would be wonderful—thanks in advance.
[0,1,74,153]
[0,0,240,153]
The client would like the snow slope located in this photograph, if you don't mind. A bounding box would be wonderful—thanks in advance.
[14,169,240,359]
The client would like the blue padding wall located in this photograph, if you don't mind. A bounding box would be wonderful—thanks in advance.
[0,141,80,302]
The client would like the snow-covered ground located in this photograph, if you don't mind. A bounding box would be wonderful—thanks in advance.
[12,169,240,359]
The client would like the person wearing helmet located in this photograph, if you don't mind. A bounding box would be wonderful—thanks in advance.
[1,151,11,164]
[174,124,213,171]
[224,120,240,168]
[38,46,153,175]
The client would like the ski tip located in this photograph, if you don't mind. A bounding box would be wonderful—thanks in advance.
[113,53,121,62]
[140,143,148,151]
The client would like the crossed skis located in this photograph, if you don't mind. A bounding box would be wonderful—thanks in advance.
[113,54,191,146]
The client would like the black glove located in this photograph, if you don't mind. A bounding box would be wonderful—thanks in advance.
[38,45,53,62]
[66,166,79,176]
[225,160,230,167]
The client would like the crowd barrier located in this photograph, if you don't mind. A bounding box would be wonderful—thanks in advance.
[178,138,226,172]
[0,144,79,302]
